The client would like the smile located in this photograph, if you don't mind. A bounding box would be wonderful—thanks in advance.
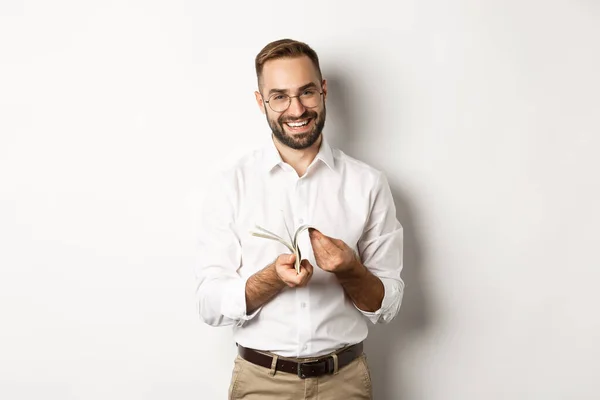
[285,119,310,127]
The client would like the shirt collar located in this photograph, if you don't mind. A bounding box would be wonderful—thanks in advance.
[262,136,335,174]
[315,137,335,171]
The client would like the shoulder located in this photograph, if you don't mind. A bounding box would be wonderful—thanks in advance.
[332,147,386,187]
[210,146,266,186]
[199,146,265,216]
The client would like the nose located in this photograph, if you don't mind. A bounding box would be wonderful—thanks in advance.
[286,96,306,117]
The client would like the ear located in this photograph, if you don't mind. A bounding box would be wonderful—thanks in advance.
[255,91,266,115]
[321,79,328,101]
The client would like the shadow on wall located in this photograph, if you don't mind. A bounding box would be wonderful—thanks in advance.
[326,70,432,400]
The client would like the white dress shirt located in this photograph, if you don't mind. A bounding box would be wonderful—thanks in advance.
[195,137,404,358]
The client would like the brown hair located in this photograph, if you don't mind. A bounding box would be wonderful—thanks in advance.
[255,39,322,87]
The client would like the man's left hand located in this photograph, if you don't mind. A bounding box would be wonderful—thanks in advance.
[308,228,360,274]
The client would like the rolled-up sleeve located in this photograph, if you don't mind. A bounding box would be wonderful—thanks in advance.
[355,172,404,324]
[194,176,261,327]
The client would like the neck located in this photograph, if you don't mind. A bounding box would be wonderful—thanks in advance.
[273,134,322,177]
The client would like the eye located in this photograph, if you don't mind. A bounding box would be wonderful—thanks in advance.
[272,94,286,101]
[302,89,317,96]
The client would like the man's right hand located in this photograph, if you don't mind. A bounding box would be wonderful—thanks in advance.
[274,254,314,288]
[246,254,314,314]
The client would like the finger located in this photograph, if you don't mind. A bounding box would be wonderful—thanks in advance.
[280,260,307,283]
[294,260,312,281]
[308,229,328,255]
[304,261,314,284]
[300,259,313,276]
[286,271,305,287]
[300,259,314,272]
[328,236,347,250]
[310,229,339,249]
[309,229,339,255]
[297,261,313,287]
[280,269,301,287]
[277,253,296,268]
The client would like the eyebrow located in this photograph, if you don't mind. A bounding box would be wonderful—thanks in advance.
[267,82,318,96]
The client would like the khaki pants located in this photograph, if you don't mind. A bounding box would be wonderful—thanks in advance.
[228,352,373,400]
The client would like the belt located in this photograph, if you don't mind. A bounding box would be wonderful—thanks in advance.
[237,342,363,379]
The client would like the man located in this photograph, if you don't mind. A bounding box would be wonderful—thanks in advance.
[195,39,404,400]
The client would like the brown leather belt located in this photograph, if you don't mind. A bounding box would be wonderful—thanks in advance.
[237,342,363,379]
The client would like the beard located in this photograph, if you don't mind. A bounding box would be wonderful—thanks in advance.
[267,106,326,150]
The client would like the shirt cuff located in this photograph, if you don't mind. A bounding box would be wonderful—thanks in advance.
[221,277,262,327]
[353,277,402,324]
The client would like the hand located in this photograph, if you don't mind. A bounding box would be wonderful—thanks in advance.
[274,254,314,288]
[309,229,360,274]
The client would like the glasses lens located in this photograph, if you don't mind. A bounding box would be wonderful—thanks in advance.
[299,89,321,108]
[268,94,290,112]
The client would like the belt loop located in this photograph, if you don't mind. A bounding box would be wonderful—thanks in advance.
[331,353,339,375]
[269,355,279,376]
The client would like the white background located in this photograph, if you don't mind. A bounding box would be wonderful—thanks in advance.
[1,1,599,399]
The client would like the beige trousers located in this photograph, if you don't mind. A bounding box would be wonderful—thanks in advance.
[228,352,373,400]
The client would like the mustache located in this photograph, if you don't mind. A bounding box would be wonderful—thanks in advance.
[279,111,318,123]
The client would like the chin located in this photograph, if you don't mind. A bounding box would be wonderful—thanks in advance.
[289,132,321,150]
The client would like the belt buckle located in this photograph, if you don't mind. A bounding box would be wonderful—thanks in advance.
[297,357,334,379]
[297,362,306,379]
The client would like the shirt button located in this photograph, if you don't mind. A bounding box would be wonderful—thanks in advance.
[299,218,304,224]
[301,302,306,308]
[302,345,308,350]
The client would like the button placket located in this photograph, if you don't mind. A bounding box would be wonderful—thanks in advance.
[295,178,311,356]
[296,179,307,228]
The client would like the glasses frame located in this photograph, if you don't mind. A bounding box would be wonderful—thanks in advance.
[263,88,324,113]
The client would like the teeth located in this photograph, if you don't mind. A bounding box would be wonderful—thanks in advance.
[287,120,309,127]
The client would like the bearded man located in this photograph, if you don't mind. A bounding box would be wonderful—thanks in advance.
[195,39,404,400]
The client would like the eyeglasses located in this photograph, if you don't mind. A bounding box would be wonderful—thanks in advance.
[264,88,323,113]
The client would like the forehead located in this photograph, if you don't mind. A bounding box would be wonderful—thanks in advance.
[260,56,320,92]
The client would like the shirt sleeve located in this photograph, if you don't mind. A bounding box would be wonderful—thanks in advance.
[354,172,404,324]
[194,174,261,327]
